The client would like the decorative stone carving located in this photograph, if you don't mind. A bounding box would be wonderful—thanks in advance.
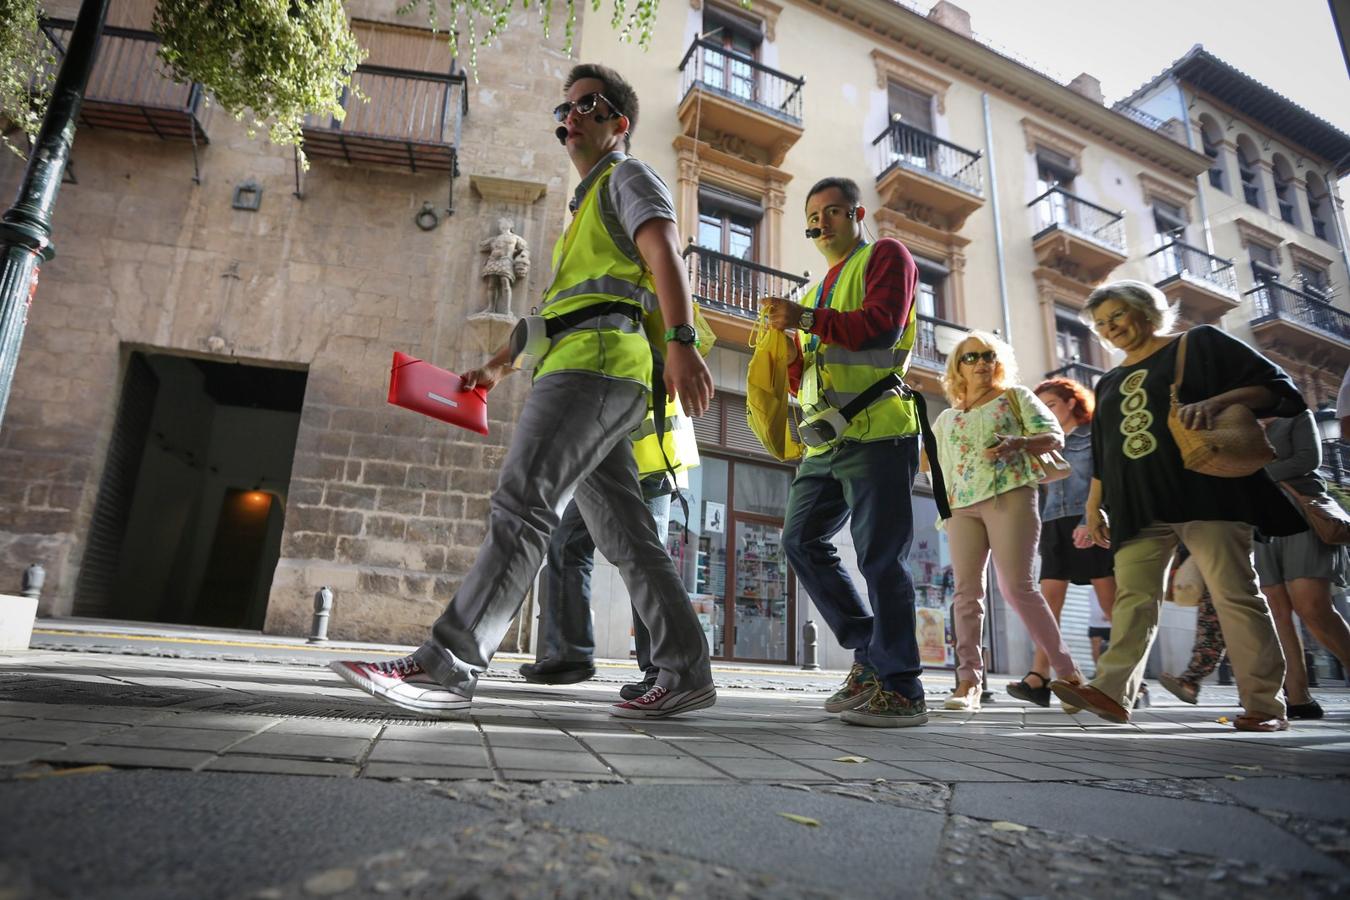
[1288,243,1334,271]
[694,0,783,40]
[871,49,950,114]
[1022,118,1086,166]
[1138,172,1194,211]
[479,219,530,316]
[1234,217,1283,258]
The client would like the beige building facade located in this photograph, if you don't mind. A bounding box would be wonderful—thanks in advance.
[3,1,1347,679]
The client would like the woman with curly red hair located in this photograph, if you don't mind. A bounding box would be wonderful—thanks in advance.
[1005,377,1118,707]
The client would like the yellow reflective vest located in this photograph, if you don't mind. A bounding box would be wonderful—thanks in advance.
[631,394,699,480]
[798,241,919,458]
[535,159,657,387]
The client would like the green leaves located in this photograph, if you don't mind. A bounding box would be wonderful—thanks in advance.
[152,0,365,169]
[0,0,56,158]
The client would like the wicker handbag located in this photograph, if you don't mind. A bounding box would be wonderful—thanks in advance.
[1166,332,1276,478]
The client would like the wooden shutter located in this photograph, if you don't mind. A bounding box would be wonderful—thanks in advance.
[887,82,933,132]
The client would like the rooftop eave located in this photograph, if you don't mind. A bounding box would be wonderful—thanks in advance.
[803,0,1213,180]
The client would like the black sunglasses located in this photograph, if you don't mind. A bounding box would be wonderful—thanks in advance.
[552,92,622,123]
[958,350,997,366]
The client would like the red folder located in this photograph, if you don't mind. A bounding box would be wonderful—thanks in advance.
[388,351,490,435]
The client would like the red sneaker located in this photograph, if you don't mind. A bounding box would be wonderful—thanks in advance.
[329,656,470,718]
[609,683,716,719]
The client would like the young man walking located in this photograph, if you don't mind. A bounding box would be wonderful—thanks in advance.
[330,64,716,720]
[763,177,927,727]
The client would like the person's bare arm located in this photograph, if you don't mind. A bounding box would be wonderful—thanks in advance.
[1083,477,1109,549]
[1176,385,1277,430]
[633,218,714,417]
[461,343,514,391]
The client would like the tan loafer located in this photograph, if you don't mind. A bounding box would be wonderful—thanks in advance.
[1049,680,1129,724]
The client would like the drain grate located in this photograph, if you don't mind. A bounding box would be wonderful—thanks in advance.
[0,675,439,723]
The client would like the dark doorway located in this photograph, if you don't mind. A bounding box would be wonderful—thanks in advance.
[75,351,307,629]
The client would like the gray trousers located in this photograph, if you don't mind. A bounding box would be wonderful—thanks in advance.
[538,482,672,676]
[413,373,712,696]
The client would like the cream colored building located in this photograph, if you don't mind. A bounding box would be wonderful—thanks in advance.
[569,0,1350,676]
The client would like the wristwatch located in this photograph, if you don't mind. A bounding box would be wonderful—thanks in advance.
[799,308,816,332]
[664,323,700,347]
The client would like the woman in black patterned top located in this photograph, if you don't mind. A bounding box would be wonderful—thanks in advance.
[1049,280,1305,733]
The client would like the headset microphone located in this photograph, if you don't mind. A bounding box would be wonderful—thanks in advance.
[555,125,569,145]
[804,227,823,239]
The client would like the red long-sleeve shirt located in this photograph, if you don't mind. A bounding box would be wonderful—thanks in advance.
[788,238,918,394]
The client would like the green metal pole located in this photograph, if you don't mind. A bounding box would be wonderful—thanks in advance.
[0,0,109,431]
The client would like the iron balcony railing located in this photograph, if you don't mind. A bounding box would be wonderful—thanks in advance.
[872,120,983,196]
[1320,440,1350,487]
[912,314,969,370]
[1045,360,1107,387]
[678,39,804,125]
[1147,239,1238,295]
[41,20,206,142]
[1246,282,1350,342]
[683,245,809,319]
[1113,102,1168,132]
[302,64,468,171]
[1029,186,1126,253]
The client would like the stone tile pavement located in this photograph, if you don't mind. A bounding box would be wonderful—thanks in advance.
[1,643,1349,898]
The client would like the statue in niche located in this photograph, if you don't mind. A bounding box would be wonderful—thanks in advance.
[479,218,530,315]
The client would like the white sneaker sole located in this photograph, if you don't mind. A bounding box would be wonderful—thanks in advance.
[942,698,981,711]
[328,661,471,719]
[840,710,929,728]
[609,686,717,719]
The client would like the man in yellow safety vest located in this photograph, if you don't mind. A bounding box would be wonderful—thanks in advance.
[763,176,928,728]
[521,396,699,698]
[331,64,716,720]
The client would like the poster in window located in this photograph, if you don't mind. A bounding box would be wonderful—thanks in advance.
[704,501,725,534]
[917,607,948,667]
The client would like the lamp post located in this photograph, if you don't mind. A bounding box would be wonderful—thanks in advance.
[0,0,109,431]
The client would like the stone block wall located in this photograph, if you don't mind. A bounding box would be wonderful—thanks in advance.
[0,1,587,644]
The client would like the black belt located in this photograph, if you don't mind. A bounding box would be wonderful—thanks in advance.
[544,301,643,337]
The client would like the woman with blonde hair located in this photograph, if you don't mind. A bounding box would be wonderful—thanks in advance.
[1051,279,1305,732]
[932,331,1084,711]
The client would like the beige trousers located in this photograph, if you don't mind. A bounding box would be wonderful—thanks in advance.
[1092,520,1286,718]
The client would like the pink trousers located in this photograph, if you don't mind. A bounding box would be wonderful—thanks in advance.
[947,486,1077,684]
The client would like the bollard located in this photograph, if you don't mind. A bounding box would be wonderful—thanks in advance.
[21,563,45,601]
[1305,650,1319,688]
[1217,657,1233,686]
[801,619,820,670]
[309,586,333,643]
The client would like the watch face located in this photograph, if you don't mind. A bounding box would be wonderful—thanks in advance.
[674,324,697,342]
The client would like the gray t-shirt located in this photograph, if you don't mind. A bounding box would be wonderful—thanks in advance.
[571,152,677,263]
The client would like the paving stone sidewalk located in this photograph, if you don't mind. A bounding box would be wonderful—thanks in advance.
[1,646,1348,898]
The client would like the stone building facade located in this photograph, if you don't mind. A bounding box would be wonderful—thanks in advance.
[0,0,581,643]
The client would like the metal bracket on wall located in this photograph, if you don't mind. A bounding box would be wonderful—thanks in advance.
[445,148,460,217]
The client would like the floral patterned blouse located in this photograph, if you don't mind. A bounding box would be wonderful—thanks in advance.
[932,385,1063,512]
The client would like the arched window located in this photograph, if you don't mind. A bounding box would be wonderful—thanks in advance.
[1198,115,1226,192]
[1307,173,1333,242]
[1272,154,1298,226]
[1236,136,1262,209]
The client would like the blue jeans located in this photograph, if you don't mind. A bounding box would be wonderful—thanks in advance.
[538,479,673,678]
[782,436,924,700]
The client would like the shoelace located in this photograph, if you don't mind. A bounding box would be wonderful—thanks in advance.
[635,685,667,704]
[373,656,419,677]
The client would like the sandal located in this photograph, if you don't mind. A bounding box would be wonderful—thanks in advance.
[1158,673,1198,705]
[1006,671,1051,708]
